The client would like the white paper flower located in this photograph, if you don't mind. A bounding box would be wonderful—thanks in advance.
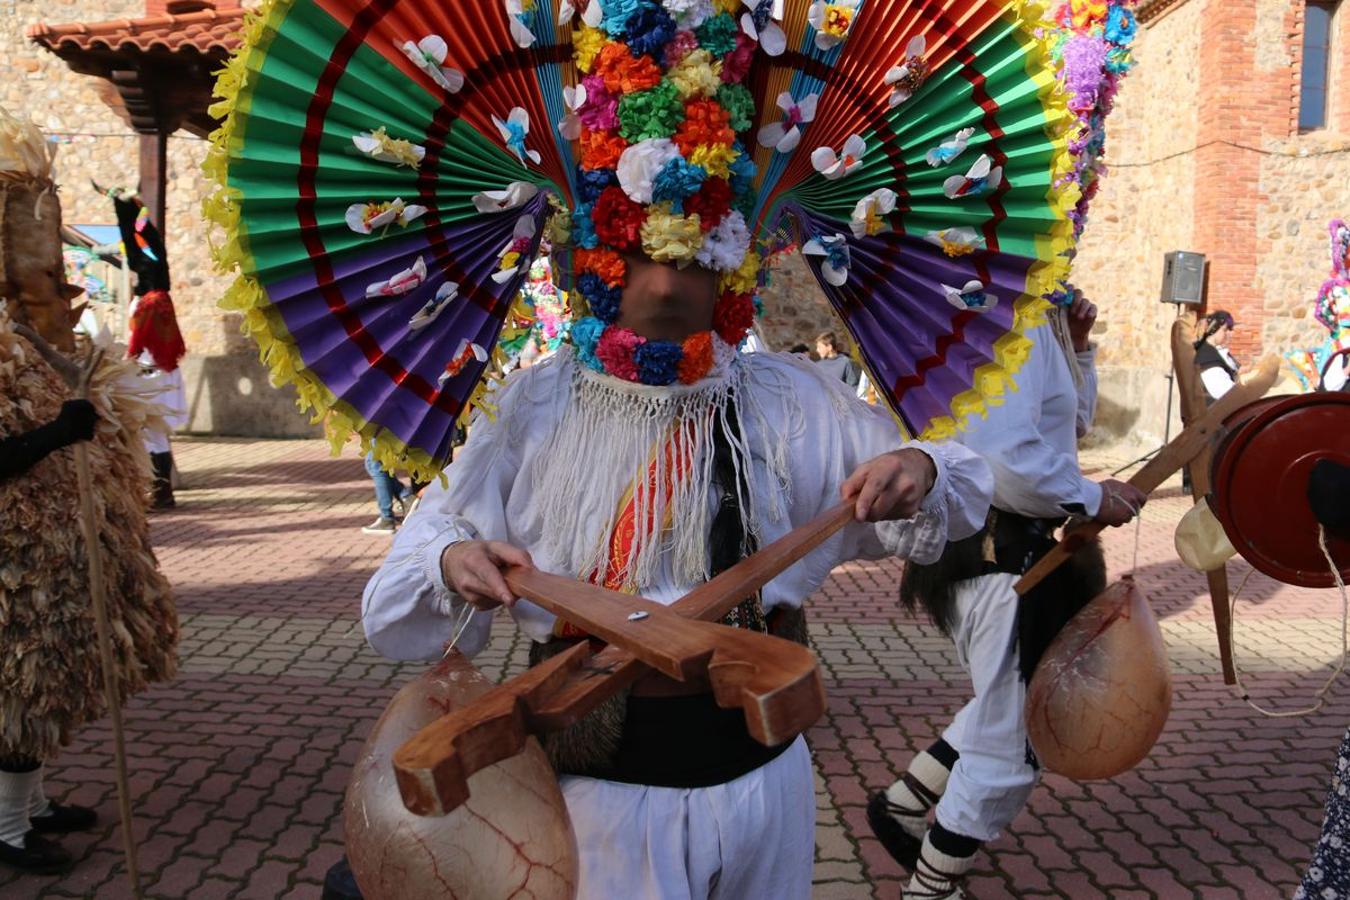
[493,216,538,283]
[352,129,425,168]
[345,198,428,234]
[505,0,536,48]
[440,339,489,384]
[472,181,541,214]
[664,0,712,28]
[925,127,975,167]
[399,36,465,93]
[884,35,928,107]
[942,154,1003,199]
[559,84,587,142]
[695,211,751,272]
[756,91,818,153]
[941,279,997,312]
[493,107,542,167]
[811,134,866,180]
[366,256,428,298]
[583,0,606,27]
[807,0,860,52]
[802,233,851,287]
[741,1,787,56]
[558,0,576,25]
[923,227,984,257]
[849,188,897,239]
[616,138,681,204]
[408,281,461,331]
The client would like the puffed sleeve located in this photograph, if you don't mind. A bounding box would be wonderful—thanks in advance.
[361,402,521,662]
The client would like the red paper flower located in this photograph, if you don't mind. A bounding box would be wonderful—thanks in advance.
[684,177,732,231]
[674,99,734,157]
[678,331,715,384]
[721,31,756,84]
[592,185,646,252]
[712,290,755,346]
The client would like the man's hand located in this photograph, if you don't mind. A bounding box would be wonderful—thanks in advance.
[1095,479,1147,527]
[1066,288,1097,353]
[440,540,534,611]
[841,448,937,523]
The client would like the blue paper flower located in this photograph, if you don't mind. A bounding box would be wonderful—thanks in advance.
[577,273,623,323]
[572,202,599,249]
[652,157,707,212]
[576,166,617,203]
[601,0,647,37]
[625,4,676,63]
[1105,5,1137,45]
[570,316,607,371]
[634,339,682,386]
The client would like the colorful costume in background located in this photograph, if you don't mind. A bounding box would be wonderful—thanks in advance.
[205,0,1129,894]
[1287,219,1350,393]
[0,108,178,873]
[108,190,187,508]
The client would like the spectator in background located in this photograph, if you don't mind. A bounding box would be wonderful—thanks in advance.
[815,331,862,389]
[362,452,416,536]
[1194,310,1240,403]
[789,342,811,357]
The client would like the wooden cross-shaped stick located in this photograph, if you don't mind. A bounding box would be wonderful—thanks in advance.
[393,502,857,816]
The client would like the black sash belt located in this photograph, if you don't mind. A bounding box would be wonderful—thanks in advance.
[581,693,793,789]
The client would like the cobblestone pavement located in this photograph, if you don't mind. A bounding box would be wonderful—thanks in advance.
[5,437,1346,899]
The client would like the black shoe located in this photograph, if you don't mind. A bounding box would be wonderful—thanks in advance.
[30,803,98,834]
[0,831,72,874]
[322,856,364,900]
[361,517,397,535]
[866,791,923,871]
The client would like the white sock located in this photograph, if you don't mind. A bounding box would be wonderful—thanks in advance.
[28,767,50,819]
[905,826,980,899]
[883,749,954,839]
[0,768,39,847]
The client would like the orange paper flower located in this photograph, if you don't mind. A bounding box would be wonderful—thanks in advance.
[579,128,629,170]
[592,42,663,96]
[678,331,715,384]
[673,99,734,157]
[574,247,627,287]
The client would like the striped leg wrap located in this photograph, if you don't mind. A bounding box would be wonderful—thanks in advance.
[905,822,981,900]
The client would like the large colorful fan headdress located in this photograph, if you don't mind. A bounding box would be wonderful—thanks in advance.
[206,0,1102,478]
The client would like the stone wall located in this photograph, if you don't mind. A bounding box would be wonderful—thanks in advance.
[757,250,842,352]
[2,0,317,438]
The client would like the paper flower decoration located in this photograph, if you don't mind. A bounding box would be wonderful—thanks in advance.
[811,134,866,180]
[493,107,542,166]
[399,35,465,93]
[366,256,427,298]
[756,91,818,153]
[352,128,425,168]
[849,188,897,238]
[807,0,860,52]
[741,0,787,57]
[472,181,541,214]
[942,154,1003,199]
[505,0,538,48]
[492,215,538,283]
[924,226,985,257]
[439,339,489,384]
[345,198,428,235]
[803,233,851,287]
[408,281,461,331]
[884,35,929,107]
[941,279,997,312]
[617,138,683,204]
[925,127,976,167]
[559,84,587,141]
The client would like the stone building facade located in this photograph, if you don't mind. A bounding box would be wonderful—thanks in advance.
[6,0,1348,447]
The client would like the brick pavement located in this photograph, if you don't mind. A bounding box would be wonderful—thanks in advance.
[3,438,1346,899]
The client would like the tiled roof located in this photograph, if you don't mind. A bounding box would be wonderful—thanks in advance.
[27,7,245,58]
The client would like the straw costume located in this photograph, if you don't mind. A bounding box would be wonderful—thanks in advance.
[0,109,178,874]
[206,0,1106,894]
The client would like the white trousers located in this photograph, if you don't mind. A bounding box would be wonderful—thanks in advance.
[936,573,1039,843]
[560,736,815,900]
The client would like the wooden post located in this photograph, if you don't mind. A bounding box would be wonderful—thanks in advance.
[137,130,167,230]
[1170,312,1238,684]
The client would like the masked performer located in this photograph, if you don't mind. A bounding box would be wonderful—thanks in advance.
[0,109,178,873]
[205,0,1108,894]
[99,186,187,508]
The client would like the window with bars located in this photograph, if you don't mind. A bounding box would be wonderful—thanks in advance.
[1300,1,1338,131]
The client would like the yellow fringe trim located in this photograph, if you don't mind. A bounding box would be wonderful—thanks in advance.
[917,0,1077,443]
[201,0,492,484]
